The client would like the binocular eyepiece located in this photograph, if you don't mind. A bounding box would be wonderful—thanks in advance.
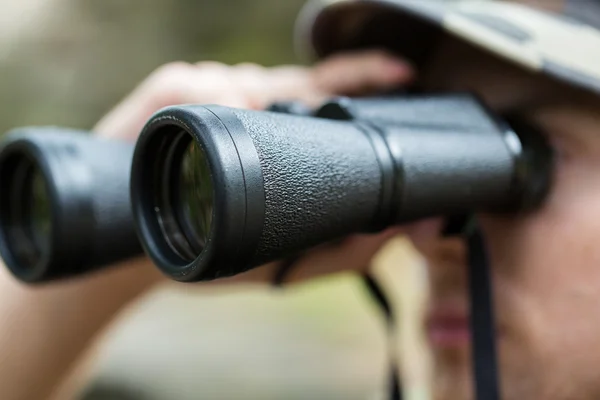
[0,94,553,284]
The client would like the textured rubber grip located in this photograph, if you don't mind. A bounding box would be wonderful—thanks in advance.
[0,128,142,282]
[317,95,526,219]
[230,109,383,265]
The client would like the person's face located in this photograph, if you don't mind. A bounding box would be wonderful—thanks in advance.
[408,36,600,400]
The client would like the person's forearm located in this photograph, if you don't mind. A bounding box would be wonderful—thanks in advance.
[0,233,397,400]
[0,253,285,400]
[0,257,162,400]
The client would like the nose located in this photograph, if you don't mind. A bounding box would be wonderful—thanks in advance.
[405,216,471,269]
[405,217,470,298]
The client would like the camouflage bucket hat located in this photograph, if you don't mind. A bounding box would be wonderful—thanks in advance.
[294,0,600,96]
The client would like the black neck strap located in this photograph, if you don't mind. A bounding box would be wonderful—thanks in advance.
[362,272,402,400]
[273,255,403,399]
[272,216,500,400]
[466,218,501,400]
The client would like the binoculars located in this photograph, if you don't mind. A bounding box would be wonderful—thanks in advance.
[0,94,553,283]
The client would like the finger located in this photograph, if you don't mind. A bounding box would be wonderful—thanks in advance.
[93,61,248,139]
[311,49,415,97]
[279,227,404,284]
[197,227,403,288]
[227,63,273,109]
[258,65,322,107]
[228,63,324,109]
[231,51,417,110]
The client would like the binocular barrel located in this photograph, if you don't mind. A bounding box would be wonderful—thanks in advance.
[0,128,142,283]
[130,95,553,282]
[0,95,552,284]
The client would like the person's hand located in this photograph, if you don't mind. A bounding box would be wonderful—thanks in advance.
[94,49,414,140]
[93,49,415,285]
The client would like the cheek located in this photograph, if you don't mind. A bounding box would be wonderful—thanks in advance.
[485,161,600,365]
[516,164,600,297]
[486,156,600,283]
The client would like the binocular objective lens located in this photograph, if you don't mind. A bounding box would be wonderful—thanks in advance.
[0,159,53,270]
[156,131,214,263]
[177,140,214,254]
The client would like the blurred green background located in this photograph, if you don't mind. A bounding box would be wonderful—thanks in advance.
[0,1,431,399]
[0,0,305,134]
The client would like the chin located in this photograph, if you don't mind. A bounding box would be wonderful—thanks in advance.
[430,332,543,400]
[425,325,470,400]
[432,352,473,400]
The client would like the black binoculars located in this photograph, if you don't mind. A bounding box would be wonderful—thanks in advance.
[0,94,553,283]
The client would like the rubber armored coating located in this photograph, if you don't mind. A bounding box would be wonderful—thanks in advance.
[0,128,142,282]
[231,109,383,264]
[77,135,142,269]
[383,126,516,221]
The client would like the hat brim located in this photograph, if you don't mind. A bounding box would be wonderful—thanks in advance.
[295,0,600,96]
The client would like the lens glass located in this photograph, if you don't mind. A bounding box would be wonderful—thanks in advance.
[178,140,213,251]
[28,169,52,250]
[0,158,53,271]
[154,130,215,263]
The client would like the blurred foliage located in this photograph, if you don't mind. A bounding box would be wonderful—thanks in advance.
[0,0,306,134]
